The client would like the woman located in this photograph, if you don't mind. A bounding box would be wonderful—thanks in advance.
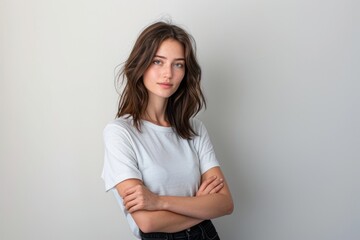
[102,21,233,240]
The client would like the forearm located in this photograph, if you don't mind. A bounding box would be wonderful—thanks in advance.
[159,193,233,220]
[116,179,201,233]
[123,167,234,221]
[132,210,202,233]
[158,167,234,220]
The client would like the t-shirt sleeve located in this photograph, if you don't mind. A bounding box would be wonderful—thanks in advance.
[192,119,220,175]
[101,122,142,192]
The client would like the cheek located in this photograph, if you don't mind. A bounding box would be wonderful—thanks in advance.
[143,69,156,84]
[174,68,185,80]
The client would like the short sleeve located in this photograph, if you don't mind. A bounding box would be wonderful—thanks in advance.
[101,122,142,192]
[192,119,220,174]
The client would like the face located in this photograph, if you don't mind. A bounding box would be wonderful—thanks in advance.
[143,38,186,102]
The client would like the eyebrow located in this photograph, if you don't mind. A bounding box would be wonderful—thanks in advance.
[154,55,185,61]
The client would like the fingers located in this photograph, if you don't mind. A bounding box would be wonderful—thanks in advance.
[197,176,217,193]
[124,184,141,196]
[125,198,144,213]
[197,176,224,196]
[123,192,146,213]
[123,198,136,212]
[122,185,143,212]
[123,191,138,206]
[122,184,160,212]
[205,177,223,193]
[209,181,224,194]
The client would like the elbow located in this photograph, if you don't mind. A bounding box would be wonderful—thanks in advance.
[226,201,234,215]
[137,219,154,233]
[136,216,158,233]
[213,194,234,217]
[132,211,158,233]
[224,197,234,215]
[138,223,152,234]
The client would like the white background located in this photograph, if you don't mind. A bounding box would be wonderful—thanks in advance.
[1,0,359,239]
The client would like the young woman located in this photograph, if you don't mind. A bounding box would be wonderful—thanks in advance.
[102,21,233,240]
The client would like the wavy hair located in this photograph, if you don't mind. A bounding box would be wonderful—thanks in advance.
[116,21,206,139]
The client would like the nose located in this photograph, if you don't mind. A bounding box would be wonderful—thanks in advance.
[163,64,173,80]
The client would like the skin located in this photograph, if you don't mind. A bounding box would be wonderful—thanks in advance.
[115,38,234,233]
[142,38,185,126]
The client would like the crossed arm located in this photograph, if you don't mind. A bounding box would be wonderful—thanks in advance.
[115,166,234,233]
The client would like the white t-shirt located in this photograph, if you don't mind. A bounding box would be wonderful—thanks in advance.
[101,116,220,238]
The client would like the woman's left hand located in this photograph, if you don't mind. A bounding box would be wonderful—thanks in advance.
[122,184,161,213]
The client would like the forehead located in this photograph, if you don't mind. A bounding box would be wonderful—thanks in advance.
[156,39,185,58]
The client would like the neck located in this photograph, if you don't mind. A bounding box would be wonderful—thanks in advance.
[143,97,170,127]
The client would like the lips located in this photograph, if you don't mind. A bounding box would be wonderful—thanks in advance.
[157,83,173,88]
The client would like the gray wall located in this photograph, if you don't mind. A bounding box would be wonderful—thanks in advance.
[1,0,359,239]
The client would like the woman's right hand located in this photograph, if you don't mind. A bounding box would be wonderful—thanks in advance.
[196,176,224,196]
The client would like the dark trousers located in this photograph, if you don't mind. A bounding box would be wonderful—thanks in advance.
[140,220,220,240]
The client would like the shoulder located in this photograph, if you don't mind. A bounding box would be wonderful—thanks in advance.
[105,115,133,129]
[190,117,209,137]
[103,116,136,139]
[190,117,205,130]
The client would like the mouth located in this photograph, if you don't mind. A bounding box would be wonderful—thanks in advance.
[157,83,173,88]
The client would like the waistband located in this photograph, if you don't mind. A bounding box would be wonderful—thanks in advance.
[139,219,214,239]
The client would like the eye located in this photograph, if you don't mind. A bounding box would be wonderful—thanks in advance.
[152,59,161,65]
[174,62,184,68]
[153,59,162,65]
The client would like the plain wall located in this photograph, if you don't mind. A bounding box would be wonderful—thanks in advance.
[1,0,359,239]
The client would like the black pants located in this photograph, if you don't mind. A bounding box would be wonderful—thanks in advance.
[140,220,220,240]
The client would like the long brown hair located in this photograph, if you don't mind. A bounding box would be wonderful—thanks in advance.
[116,21,206,139]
